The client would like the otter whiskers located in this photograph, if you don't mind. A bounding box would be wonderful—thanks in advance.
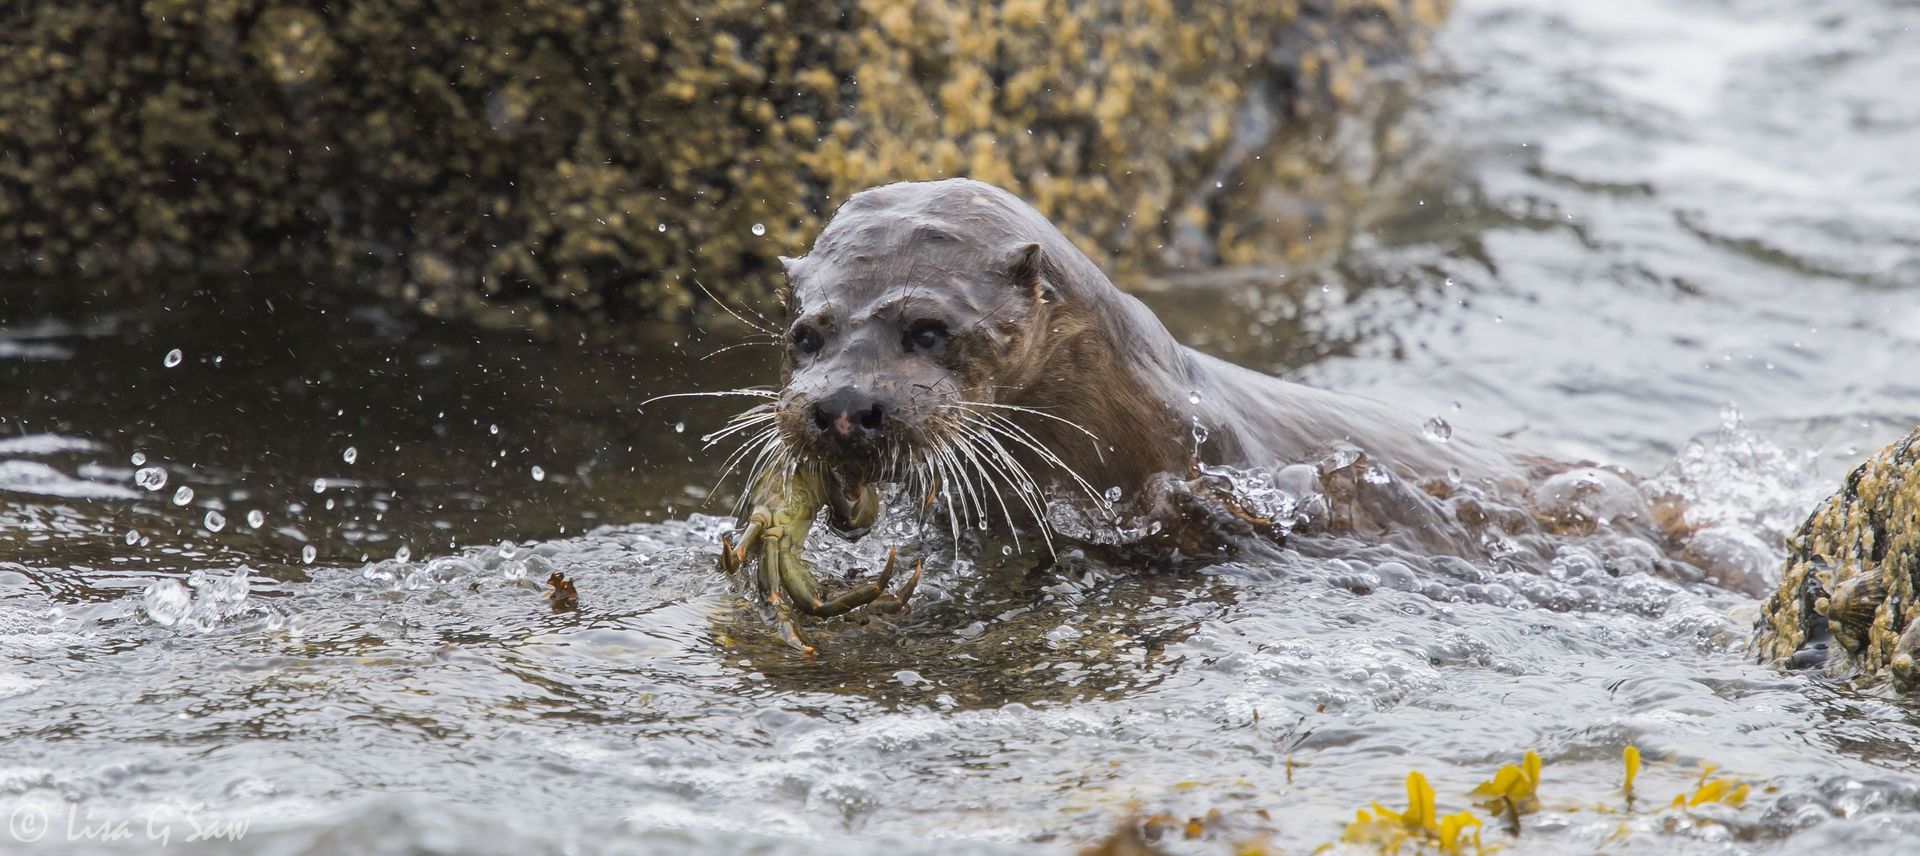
[694,396,1109,561]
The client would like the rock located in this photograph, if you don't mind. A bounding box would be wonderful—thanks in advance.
[0,0,1448,322]
[1755,427,1920,688]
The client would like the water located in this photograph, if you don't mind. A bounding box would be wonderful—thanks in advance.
[4,0,1920,852]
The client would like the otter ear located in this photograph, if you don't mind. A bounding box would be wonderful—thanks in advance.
[776,255,802,309]
[1007,242,1059,302]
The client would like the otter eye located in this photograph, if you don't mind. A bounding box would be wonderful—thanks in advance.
[791,326,823,356]
[904,320,948,353]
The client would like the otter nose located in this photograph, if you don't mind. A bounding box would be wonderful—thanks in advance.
[812,391,886,443]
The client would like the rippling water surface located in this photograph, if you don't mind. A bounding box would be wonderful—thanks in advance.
[5,1,1920,853]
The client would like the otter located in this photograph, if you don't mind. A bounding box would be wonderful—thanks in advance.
[709,177,1654,649]
[774,179,1525,497]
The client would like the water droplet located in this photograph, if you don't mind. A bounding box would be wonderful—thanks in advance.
[531,466,546,482]
[312,478,328,493]
[125,528,140,545]
[1422,416,1453,443]
[204,511,226,532]
[1447,467,1463,485]
[751,223,766,236]
[142,579,191,627]
[489,424,500,435]
[1187,391,1201,404]
[1104,486,1123,503]
[1191,420,1210,445]
[130,451,147,466]
[1493,315,1505,324]
[342,446,358,464]
[1719,402,1743,430]
[656,223,667,232]
[301,545,318,564]
[498,541,519,559]
[247,510,265,528]
[172,485,194,506]
[1362,465,1391,486]
[134,467,168,491]
[673,422,685,433]
[163,348,183,368]
[1001,545,1013,555]
[395,546,412,563]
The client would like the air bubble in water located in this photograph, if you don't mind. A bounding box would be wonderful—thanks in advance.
[312,478,328,493]
[498,541,519,559]
[131,451,147,466]
[125,528,140,545]
[204,511,226,532]
[163,349,183,368]
[247,510,265,528]
[1002,545,1012,555]
[531,466,546,481]
[172,485,194,506]
[1422,416,1453,443]
[751,223,766,236]
[657,223,666,232]
[301,545,317,564]
[343,446,359,464]
[135,467,168,491]
[489,424,500,435]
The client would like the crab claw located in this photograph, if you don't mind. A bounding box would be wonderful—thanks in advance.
[722,466,925,651]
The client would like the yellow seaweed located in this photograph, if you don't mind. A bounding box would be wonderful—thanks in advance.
[1622,746,1640,796]
[1469,749,1541,814]
[1339,771,1482,854]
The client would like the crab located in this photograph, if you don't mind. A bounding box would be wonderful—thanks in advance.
[718,464,922,653]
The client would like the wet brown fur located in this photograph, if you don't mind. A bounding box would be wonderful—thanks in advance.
[775,179,1533,513]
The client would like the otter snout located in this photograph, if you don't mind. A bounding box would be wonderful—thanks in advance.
[811,389,888,447]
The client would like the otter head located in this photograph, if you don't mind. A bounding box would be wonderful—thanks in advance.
[774,180,1076,511]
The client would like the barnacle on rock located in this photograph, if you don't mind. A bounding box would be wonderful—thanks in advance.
[1,0,1449,323]
[1889,618,1920,692]
[1756,427,1920,688]
[1817,572,1889,653]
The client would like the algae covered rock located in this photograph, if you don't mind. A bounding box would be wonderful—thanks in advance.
[1,0,1446,322]
[1755,427,1920,690]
